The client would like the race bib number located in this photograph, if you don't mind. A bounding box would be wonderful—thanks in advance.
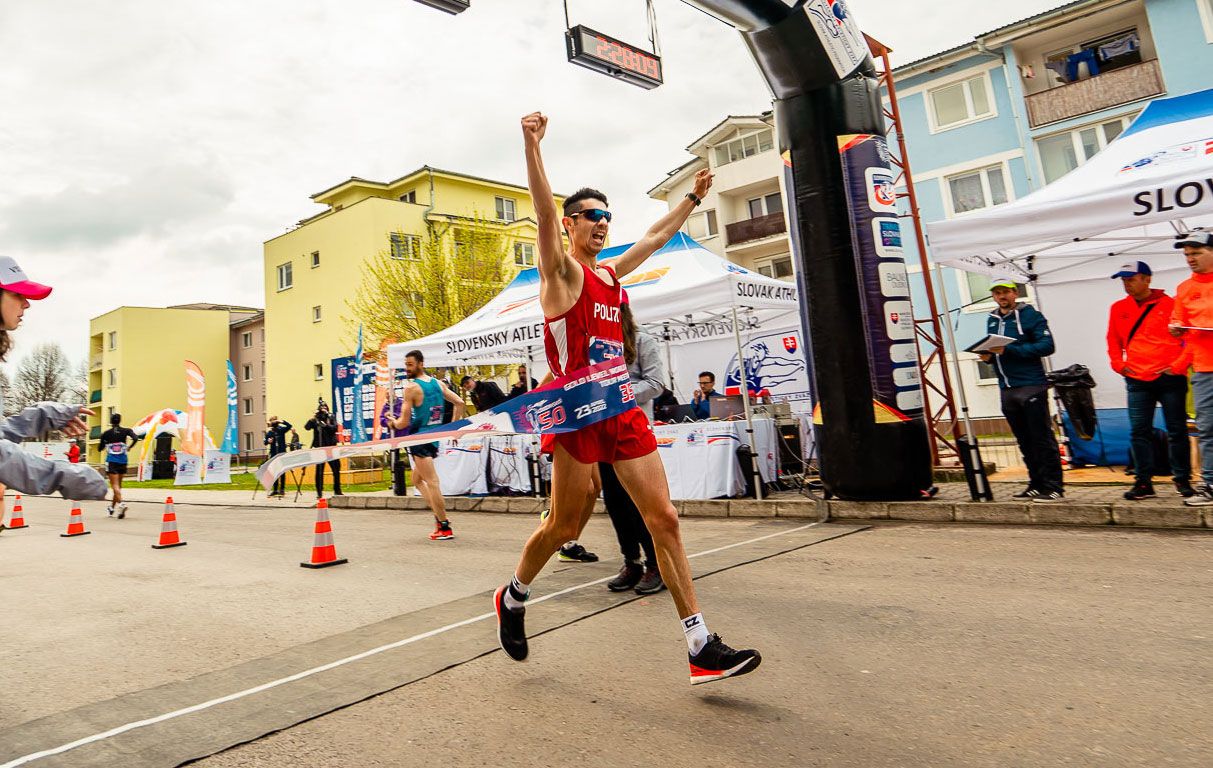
[588,337,624,365]
[106,443,128,462]
[429,404,445,424]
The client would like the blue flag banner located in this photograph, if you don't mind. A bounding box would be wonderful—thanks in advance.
[256,357,637,490]
[221,360,239,454]
[350,326,368,444]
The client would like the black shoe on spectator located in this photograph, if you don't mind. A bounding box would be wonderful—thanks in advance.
[1011,486,1040,500]
[1184,485,1213,507]
[635,564,666,595]
[607,562,643,592]
[1123,481,1156,501]
[1032,491,1064,503]
[1174,480,1196,498]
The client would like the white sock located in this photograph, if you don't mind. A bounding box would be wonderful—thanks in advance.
[683,613,710,655]
[504,575,529,611]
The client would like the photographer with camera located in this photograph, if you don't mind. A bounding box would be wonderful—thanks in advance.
[305,400,342,500]
[264,415,293,497]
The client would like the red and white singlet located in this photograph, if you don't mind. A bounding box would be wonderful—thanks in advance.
[542,262,656,463]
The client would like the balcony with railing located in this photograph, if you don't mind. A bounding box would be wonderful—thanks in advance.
[725,212,786,247]
[1025,58,1164,129]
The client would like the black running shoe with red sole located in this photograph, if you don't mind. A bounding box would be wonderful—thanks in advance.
[493,585,528,662]
[688,634,761,685]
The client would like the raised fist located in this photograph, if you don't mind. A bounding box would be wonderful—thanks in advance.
[692,169,714,198]
[521,112,548,143]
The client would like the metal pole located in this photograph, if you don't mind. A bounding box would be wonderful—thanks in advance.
[731,303,764,501]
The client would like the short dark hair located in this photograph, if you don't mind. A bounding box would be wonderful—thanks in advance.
[460,375,474,387]
[405,349,424,364]
[110,413,122,425]
[698,371,715,383]
[563,188,608,216]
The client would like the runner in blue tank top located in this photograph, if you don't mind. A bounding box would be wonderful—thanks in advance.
[389,349,466,541]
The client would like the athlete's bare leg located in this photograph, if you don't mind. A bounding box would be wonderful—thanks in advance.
[515,443,596,583]
[108,473,123,504]
[410,455,448,524]
[611,451,699,619]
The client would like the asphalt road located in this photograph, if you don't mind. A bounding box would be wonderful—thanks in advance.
[2,495,1210,767]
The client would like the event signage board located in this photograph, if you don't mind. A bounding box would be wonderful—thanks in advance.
[722,326,813,406]
[838,133,924,416]
[175,450,232,485]
[332,355,378,437]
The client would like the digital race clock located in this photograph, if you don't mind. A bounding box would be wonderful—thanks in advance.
[565,25,663,90]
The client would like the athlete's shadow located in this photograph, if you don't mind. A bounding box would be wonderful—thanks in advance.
[696,692,789,721]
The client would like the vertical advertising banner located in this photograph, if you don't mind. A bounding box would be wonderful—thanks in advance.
[332,355,377,438]
[837,134,924,419]
[180,361,207,459]
[350,326,368,444]
[221,360,239,454]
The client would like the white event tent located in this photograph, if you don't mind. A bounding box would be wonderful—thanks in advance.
[926,88,1213,410]
[386,232,801,371]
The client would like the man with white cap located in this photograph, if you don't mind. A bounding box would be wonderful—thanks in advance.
[1106,260,1193,501]
[1168,232,1213,506]
[0,256,108,502]
[979,278,1064,502]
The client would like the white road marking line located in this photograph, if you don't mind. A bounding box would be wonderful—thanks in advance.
[2,521,823,767]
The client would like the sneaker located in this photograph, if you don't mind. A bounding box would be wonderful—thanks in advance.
[688,634,762,685]
[1123,482,1156,501]
[428,523,454,541]
[493,584,528,661]
[558,543,599,562]
[1032,491,1065,504]
[1011,487,1040,500]
[117,503,127,519]
[635,565,666,595]
[107,505,114,516]
[1174,480,1196,498]
[607,562,643,592]
[1183,485,1213,506]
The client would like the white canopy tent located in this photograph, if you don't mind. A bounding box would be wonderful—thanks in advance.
[926,88,1213,411]
[386,233,801,370]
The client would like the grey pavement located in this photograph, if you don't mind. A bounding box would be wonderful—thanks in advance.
[2,494,1211,767]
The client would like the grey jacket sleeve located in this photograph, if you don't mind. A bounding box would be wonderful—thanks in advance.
[0,439,109,499]
[629,332,666,408]
[0,402,82,442]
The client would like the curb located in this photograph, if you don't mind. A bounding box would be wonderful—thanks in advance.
[328,494,1211,531]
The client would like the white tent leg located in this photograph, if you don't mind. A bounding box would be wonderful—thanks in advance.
[731,304,764,501]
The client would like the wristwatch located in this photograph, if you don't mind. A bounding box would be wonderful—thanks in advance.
[686,192,702,206]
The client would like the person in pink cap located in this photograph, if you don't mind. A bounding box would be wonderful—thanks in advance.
[0,256,108,504]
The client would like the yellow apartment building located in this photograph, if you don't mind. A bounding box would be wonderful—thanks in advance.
[263,165,562,427]
[87,304,260,464]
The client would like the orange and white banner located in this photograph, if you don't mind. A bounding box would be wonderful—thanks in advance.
[180,361,206,458]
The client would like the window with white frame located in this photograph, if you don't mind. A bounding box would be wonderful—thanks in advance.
[686,209,719,240]
[1036,115,1133,184]
[311,251,320,268]
[242,364,252,381]
[962,271,1032,312]
[106,368,117,387]
[928,73,994,131]
[106,331,117,350]
[495,196,517,222]
[945,165,1009,215]
[713,129,774,166]
[313,364,324,381]
[242,398,253,415]
[757,254,794,279]
[276,261,293,291]
[312,305,322,323]
[241,331,252,348]
[514,242,536,267]
[390,232,421,261]
[746,192,783,219]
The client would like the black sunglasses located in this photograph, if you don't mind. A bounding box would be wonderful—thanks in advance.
[569,208,612,223]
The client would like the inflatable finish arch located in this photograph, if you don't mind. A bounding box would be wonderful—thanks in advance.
[685,0,932,499]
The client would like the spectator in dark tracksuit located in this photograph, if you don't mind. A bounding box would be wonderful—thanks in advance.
[304,406,342,499]
[264,416,292,497]
[979,279,1064,503]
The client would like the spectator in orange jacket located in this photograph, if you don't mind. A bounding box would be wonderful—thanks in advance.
[1169,232,1213,507]
[1106,261,1192,501]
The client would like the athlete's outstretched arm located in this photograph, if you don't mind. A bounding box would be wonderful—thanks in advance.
[609,169,714,279]
[521,112,568,282]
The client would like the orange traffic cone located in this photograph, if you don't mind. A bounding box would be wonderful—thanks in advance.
[60,503,90,537]
[5,493,28,530]
[151,496,187,549]
[300,498,347,569]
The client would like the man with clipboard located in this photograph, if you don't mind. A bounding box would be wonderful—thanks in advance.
[978,279,1064,503]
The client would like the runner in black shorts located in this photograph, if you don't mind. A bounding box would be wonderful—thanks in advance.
[98,413,139,518]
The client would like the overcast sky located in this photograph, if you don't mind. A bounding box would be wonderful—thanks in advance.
[0,0,1068,378]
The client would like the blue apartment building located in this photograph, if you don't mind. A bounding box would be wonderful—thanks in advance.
[890,0,1213,417]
